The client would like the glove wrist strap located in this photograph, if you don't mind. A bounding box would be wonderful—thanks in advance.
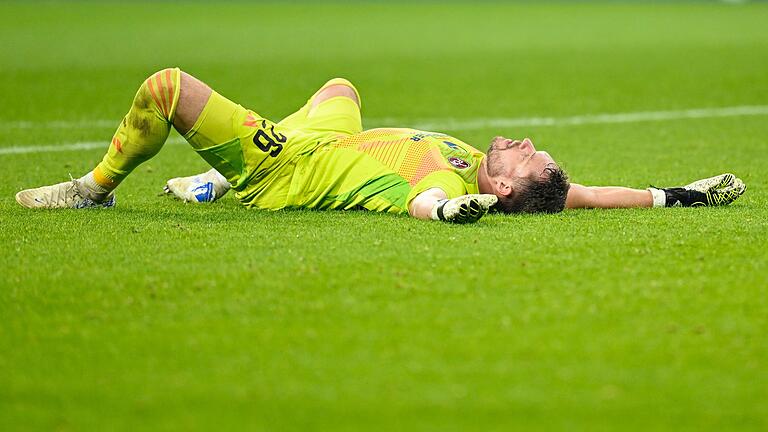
[647,187,666,208]
[665,187,708,207]
[431,199,448,221]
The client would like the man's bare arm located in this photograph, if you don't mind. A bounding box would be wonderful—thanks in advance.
[566,184,652,209]
[566,174,746,209]
[409,188,448,220]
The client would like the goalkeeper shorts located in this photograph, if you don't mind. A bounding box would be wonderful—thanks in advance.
[184,78,363,209]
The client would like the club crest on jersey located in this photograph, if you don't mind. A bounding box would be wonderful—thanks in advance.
[448,157,469,169]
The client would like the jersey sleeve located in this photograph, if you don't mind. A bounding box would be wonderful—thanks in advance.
[406,170,469,207]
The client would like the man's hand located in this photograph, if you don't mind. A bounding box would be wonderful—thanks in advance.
[431,194,498,223]
[648,173,746,207]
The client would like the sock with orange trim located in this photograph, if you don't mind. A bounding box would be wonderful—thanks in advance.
[82,68,181,199]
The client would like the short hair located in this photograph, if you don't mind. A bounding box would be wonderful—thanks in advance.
[496,166,570,214]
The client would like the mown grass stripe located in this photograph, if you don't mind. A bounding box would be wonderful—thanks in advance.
[2,105,768,155]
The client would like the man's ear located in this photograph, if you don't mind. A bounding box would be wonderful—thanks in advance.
[494,177,514,197]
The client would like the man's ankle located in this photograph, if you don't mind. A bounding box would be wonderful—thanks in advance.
[78,171,113,202]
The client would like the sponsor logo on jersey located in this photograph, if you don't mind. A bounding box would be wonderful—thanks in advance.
[410,132,448,142]
[444,140,470,156]
[448,157,470,169]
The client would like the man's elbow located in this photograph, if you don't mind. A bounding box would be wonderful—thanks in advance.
[566,185,598,209]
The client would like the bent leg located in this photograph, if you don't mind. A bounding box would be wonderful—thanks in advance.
[311,82,360,109]
[165,77,363,205]
[173,72,212,134]
[91,69,180,193]
[278,78,363,135]
[90,69,214,196]
[162,77,368,206]
[15,69,225,209]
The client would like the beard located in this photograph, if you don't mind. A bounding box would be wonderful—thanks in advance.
[485,145,504,177]
[486,137,521,177]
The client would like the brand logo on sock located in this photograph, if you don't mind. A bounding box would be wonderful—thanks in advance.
[112,137,123,153]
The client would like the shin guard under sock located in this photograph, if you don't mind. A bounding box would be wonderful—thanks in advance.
[91,68,181,192]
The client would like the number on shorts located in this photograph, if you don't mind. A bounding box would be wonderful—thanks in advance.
[253,125,286,157]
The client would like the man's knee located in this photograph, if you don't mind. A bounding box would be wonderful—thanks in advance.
[312,78,360,108]
[137,68,207,131]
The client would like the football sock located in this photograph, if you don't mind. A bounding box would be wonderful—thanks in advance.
[78,171,111,198]
[648,187,666,207]
[87,68,181,199]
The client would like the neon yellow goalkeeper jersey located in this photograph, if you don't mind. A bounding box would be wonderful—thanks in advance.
[188,78,486,214]
[236,128,485,214]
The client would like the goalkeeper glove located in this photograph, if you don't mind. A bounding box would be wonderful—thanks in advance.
[647,173,746,208]
[431,194,498,223]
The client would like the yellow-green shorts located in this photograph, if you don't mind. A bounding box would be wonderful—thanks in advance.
[184,78,363,208]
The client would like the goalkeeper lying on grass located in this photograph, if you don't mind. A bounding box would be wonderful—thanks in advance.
[16,69,746,223]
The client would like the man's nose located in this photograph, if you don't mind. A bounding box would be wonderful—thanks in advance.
[522,138,536,152]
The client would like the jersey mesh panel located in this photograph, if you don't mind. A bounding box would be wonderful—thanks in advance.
[409,148,444,186]
[334,129,441,185]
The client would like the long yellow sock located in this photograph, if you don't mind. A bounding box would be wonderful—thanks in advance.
[91,68,181,190]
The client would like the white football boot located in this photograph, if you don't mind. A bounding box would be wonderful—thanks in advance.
[15,178,115,209]
[164,169,230,203]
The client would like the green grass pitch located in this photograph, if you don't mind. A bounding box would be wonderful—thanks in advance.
[1,1,767,430]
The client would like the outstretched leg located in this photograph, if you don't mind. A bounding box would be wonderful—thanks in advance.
[16,69,213,208]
